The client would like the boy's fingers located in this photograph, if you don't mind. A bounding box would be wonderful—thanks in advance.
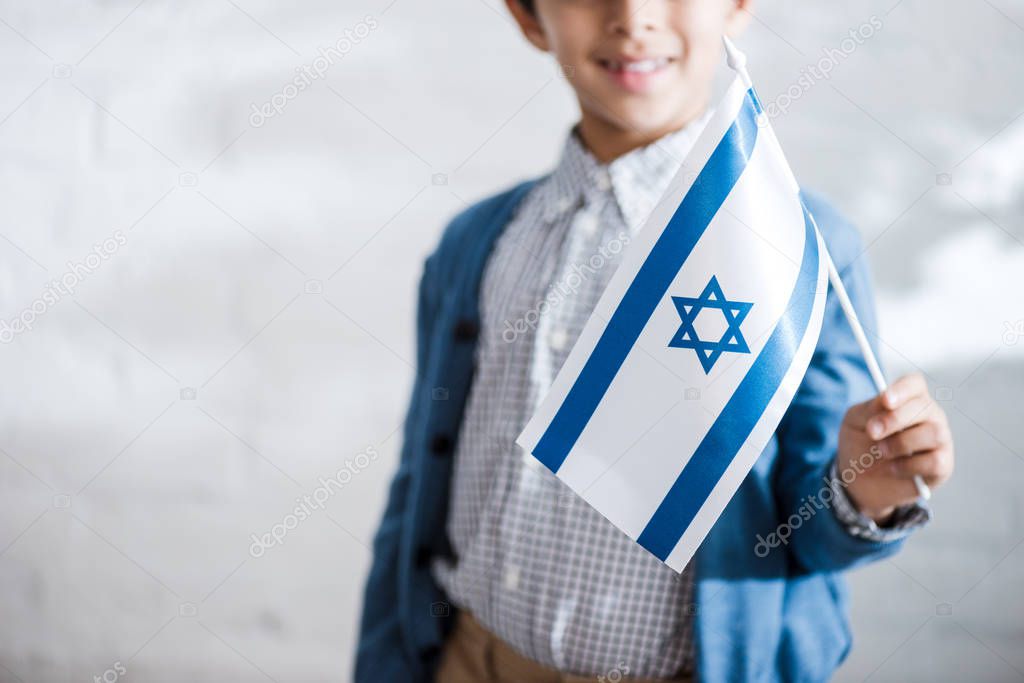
[878,420,948,459]
[866,395,934,440]
[845,392,892,428]
[843,399,874,428]
[887,449,951,483]
[845,373,928,429]
[884,373,928,409]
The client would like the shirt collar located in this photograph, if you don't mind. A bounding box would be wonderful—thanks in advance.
[542,110,712,232]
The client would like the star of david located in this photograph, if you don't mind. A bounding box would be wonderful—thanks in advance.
[667,276,754,374]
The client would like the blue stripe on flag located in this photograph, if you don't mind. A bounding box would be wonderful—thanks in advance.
[532,89,762,473]
[636,203,821,561]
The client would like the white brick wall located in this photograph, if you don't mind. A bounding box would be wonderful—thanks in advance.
[0,1,1021,681]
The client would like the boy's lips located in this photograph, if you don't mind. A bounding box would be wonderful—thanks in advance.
[595,55,676,94]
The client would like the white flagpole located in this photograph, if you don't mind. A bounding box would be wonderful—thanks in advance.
[722,36,931,503]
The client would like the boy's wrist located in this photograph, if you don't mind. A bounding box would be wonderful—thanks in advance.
[828,460,932,542]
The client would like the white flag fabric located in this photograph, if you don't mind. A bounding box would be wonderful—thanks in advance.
[515,72,830,572]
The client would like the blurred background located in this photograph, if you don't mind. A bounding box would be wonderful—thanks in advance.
[0,0,1021,681]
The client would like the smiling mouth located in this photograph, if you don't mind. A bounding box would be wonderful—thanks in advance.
[597,56,674,73]
[595,56,676,93]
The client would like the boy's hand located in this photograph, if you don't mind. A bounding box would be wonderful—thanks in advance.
[836,373,954,524]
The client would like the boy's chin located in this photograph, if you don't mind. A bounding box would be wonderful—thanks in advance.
[600,106,696,137]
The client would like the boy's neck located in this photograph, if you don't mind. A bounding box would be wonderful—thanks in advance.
[575,105,707,164]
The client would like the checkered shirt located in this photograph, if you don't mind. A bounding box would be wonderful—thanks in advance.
[430,118,927,678]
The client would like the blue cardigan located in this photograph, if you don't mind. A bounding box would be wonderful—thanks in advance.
[355,178,906,683]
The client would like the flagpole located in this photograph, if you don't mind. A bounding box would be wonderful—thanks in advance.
[821,248,930,502]
[722,36,931,503]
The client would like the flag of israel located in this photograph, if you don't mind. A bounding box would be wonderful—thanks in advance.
[515,50,831,572]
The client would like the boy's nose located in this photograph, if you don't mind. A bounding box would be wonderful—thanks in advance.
[605,0,660,38]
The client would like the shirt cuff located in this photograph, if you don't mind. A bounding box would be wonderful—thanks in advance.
[828,460,932,542]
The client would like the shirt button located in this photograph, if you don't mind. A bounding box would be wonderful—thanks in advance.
[452,318,479,342]
[549,328,569,351]
[430,433,453,456]
[575,211,599,235]
[503,564,520,591]
[594,170,611,192]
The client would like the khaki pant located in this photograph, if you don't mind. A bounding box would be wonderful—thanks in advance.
[435,610,693,683]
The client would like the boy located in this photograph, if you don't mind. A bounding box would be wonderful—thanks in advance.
[355,1,955,681]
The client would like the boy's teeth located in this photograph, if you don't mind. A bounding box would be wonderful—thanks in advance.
[607,58,668,73]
